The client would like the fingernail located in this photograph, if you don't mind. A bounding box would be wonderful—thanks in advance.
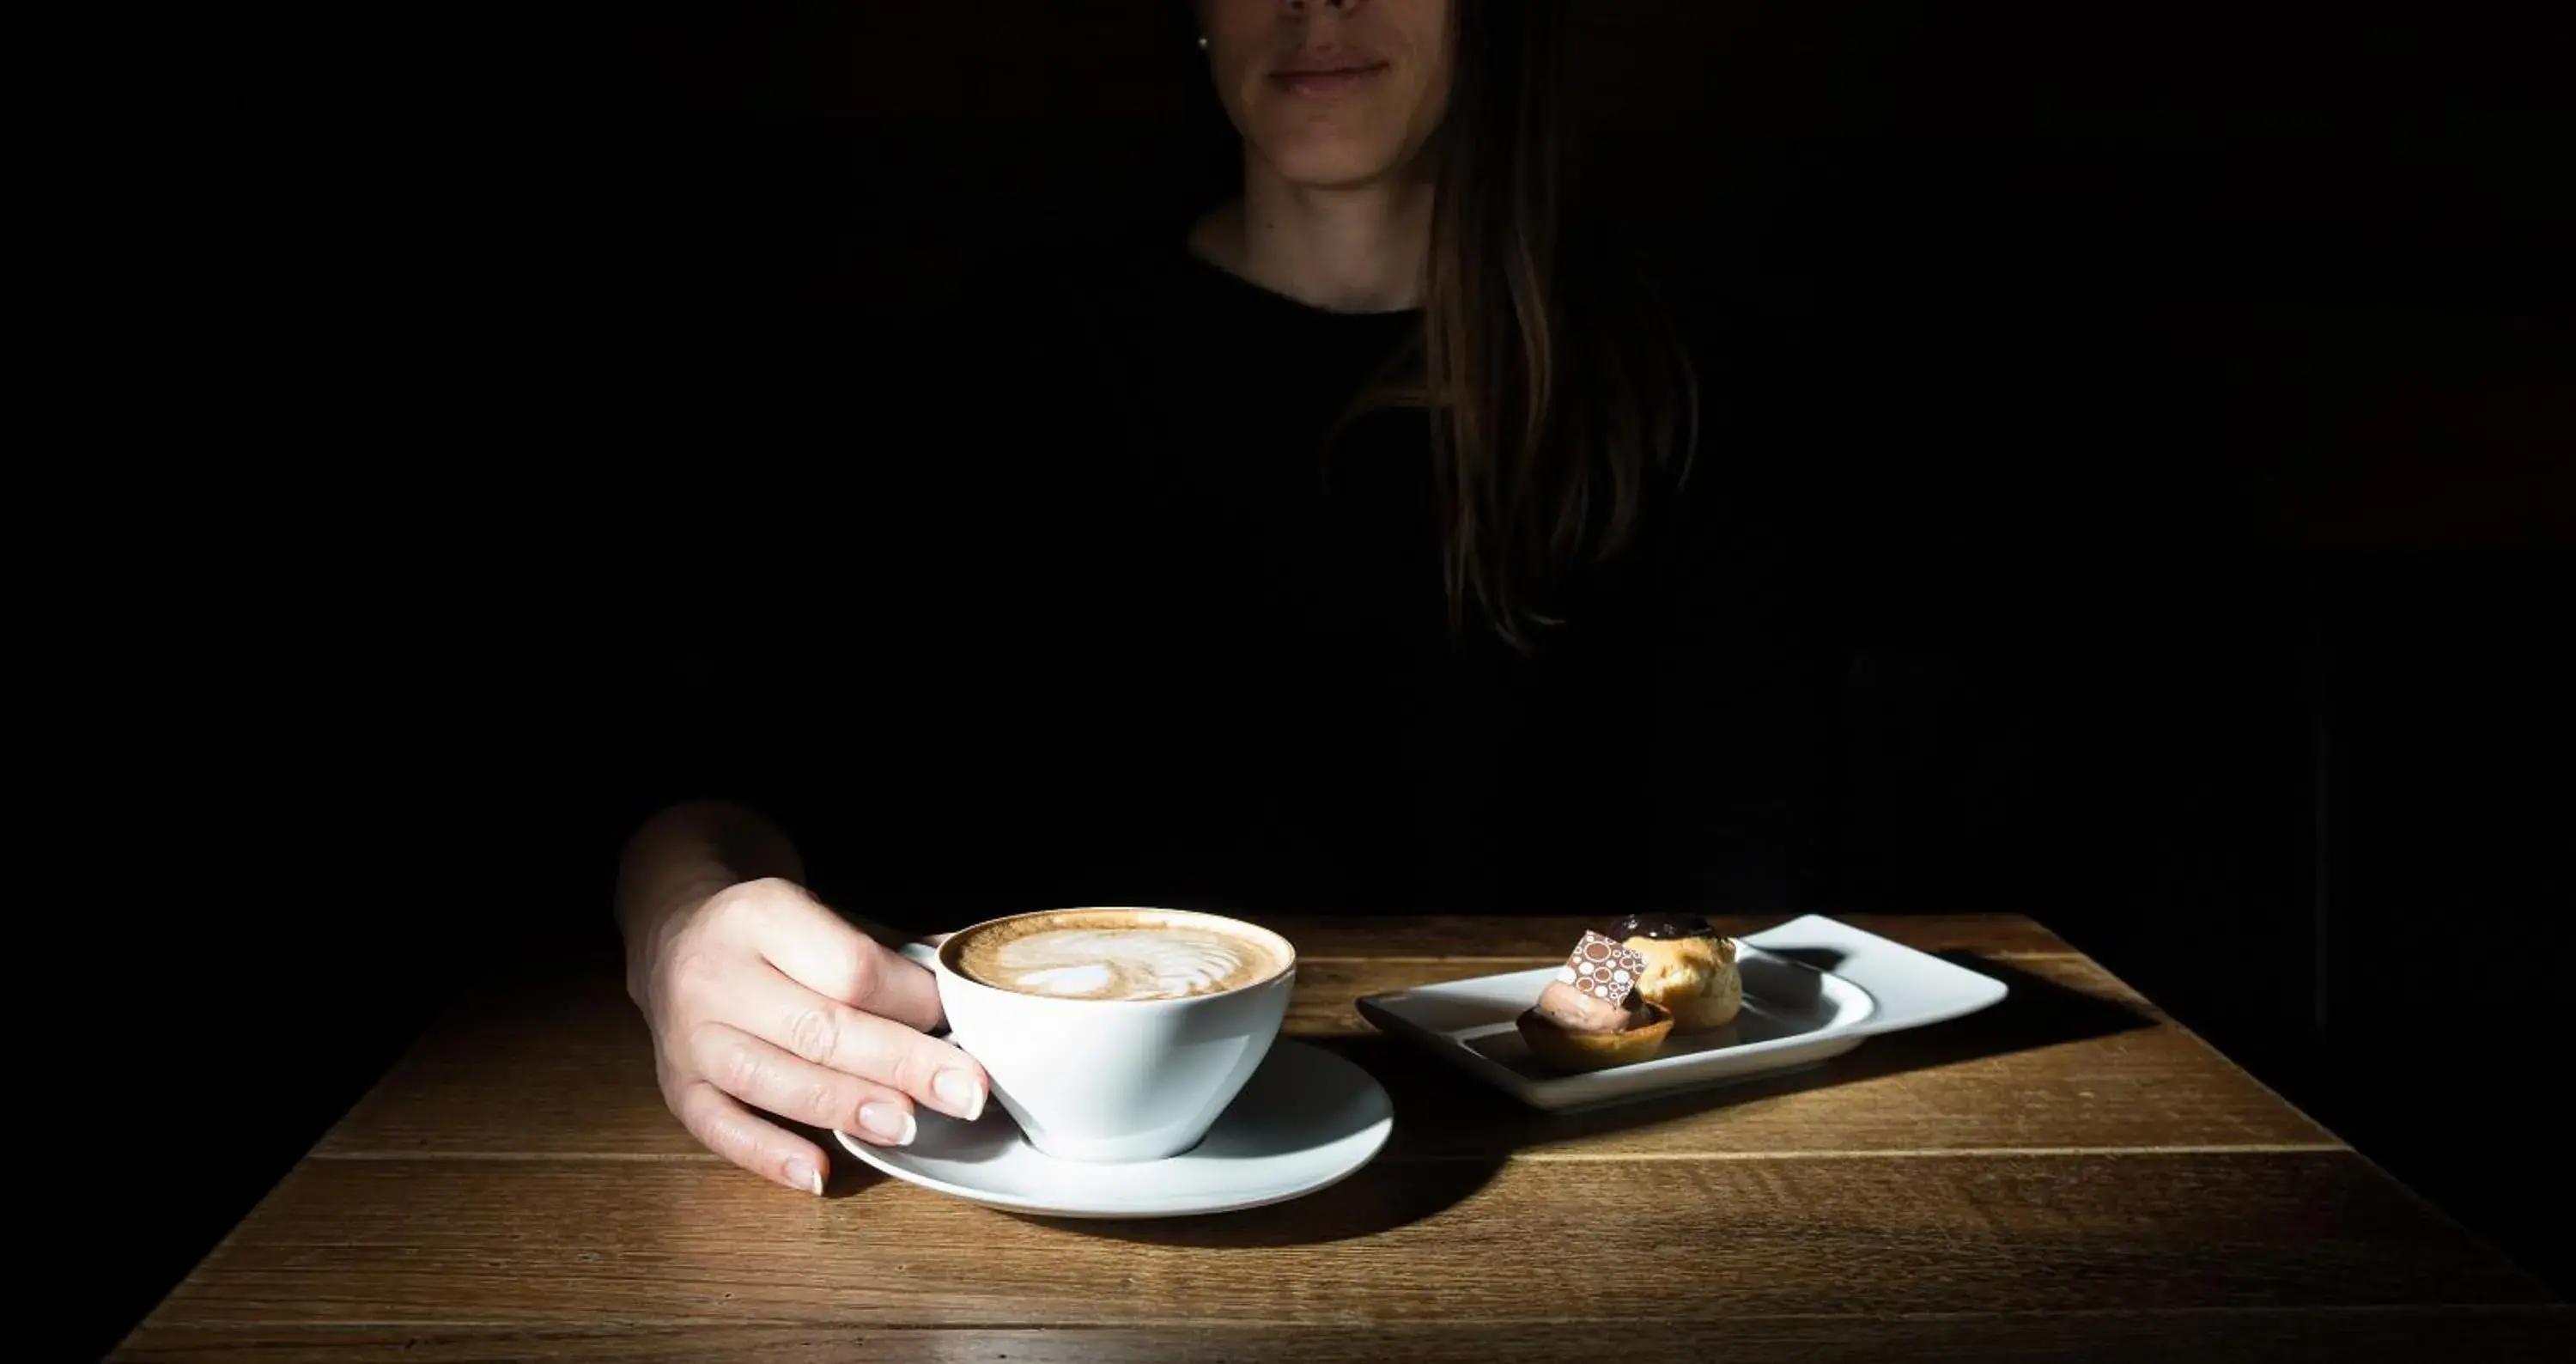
[933,1069,986,1122]
[785,1158,823,1197]
[859,1101,917,1146]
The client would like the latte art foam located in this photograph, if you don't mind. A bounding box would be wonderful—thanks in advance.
[951,912,1288,1002]
[991,929,1267,1001]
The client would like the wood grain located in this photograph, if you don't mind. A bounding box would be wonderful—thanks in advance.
[111,1308,2576,1364]
[136,1153,2550,1331]
[121,916,2561,1362]
[1345,953,2339,1159]
[316,951,2330,1160]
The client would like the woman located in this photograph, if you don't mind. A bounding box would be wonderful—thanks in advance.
[614,0,1822,1195]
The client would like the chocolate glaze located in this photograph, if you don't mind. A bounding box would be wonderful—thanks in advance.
[1608,912,1716,942]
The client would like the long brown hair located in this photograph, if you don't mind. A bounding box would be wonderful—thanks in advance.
[1354,0,1702,651]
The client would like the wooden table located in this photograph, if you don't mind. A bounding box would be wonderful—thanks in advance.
[115,915,2568,1361]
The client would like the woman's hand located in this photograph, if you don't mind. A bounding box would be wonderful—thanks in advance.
[627,876,989,1195]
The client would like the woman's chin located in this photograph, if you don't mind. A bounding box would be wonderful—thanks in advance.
[1255,137,1417,194]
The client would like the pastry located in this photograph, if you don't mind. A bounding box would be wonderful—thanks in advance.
[1516,930,1674,1072]
[1609,911,1743,1032]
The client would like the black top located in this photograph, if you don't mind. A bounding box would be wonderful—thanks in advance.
[635,234,1826,927]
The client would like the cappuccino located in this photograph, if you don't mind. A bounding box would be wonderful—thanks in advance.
[951,909,1288,1002]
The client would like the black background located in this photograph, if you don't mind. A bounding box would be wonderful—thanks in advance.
[19,4,2573,1356]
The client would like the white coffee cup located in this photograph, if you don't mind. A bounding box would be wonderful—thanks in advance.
[901,907,1297,1163]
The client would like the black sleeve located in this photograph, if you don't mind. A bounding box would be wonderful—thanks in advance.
[608,253,1082,924]
[1638,313,1836,917]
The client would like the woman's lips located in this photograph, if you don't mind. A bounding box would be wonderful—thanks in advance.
[1268,64,1388,98]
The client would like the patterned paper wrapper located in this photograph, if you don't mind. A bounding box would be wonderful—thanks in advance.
[1552,930,1647,1007]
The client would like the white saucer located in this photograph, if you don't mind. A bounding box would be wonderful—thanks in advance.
[835,1039,1394,1218]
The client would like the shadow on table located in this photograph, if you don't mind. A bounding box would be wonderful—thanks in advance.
[821,1165,891,1198]
[1012,955,2147,1246]
[1332,953,2158,1157]
[1018,1153,1504,1248]
[762,1118,891,1200]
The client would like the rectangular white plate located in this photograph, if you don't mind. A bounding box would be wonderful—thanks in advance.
[1353,914,2011,1111]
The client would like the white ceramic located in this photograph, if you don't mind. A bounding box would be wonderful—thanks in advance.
[836,1038,1394,1218]
[902,908,1297,1163]
[1354,913,2009,1111]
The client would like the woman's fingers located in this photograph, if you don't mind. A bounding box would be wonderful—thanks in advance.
[688,1020,926,1144]
[667,1076,831,1196]
[645,878,980,1195]
[739,885,946,1034]
[725,965,987,1121]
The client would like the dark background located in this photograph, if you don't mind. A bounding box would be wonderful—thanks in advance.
[20,3,2573,1356]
